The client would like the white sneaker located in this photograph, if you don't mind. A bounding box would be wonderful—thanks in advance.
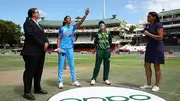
[90,80,96,85]
[58,82,63,89]
[140,84,152,89]
[104,80,111,85]
[72,81,81,87]
[152,86,160,92]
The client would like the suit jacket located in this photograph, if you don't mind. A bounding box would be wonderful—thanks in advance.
[21,19,49,56]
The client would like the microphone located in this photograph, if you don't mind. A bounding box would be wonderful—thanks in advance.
[54,48,66,56]
[143,23,150,32]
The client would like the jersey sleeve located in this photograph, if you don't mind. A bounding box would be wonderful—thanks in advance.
[58,27,63,36]
[94,33,98,48]
[73,24,77,31]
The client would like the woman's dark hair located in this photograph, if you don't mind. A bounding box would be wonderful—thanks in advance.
[62,15,70,26]
[148,12,160,23]
[26,8,37,21]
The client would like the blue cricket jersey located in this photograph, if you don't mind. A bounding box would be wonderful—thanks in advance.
[59,24,76,49]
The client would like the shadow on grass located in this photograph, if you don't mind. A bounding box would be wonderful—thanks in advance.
[14,85,24,96]
[45,78,75,87]
[45,79,57,87]
[115,82,141,89]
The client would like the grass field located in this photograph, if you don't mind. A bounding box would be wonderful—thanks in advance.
[0,54,180,101]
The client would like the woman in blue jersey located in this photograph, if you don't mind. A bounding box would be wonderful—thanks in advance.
[140,12,164,92]
[57,8,89,89]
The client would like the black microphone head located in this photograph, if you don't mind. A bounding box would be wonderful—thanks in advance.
[143,23,149,31]
[61,53,65,56]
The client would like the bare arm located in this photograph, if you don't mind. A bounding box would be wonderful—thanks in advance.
[144,28,164,40]
[57,36,61,49]
[76,8,89,29]
[57,35,61,53]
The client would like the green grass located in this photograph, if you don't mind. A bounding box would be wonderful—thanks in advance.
[0,54,180,101]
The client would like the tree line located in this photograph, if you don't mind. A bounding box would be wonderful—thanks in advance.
[0,19,23,48]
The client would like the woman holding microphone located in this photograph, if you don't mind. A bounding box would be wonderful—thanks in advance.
[140,12,165,92]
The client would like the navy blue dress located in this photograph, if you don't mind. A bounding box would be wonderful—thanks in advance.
[145,23,165,64]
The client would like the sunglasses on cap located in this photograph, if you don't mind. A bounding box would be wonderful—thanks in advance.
[99,23,105,27]
[34,11,39,14]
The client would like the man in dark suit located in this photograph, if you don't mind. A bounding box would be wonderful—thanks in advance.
[21,8,49,100]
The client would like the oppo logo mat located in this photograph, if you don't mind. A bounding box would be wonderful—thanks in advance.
[48,87,166,101]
